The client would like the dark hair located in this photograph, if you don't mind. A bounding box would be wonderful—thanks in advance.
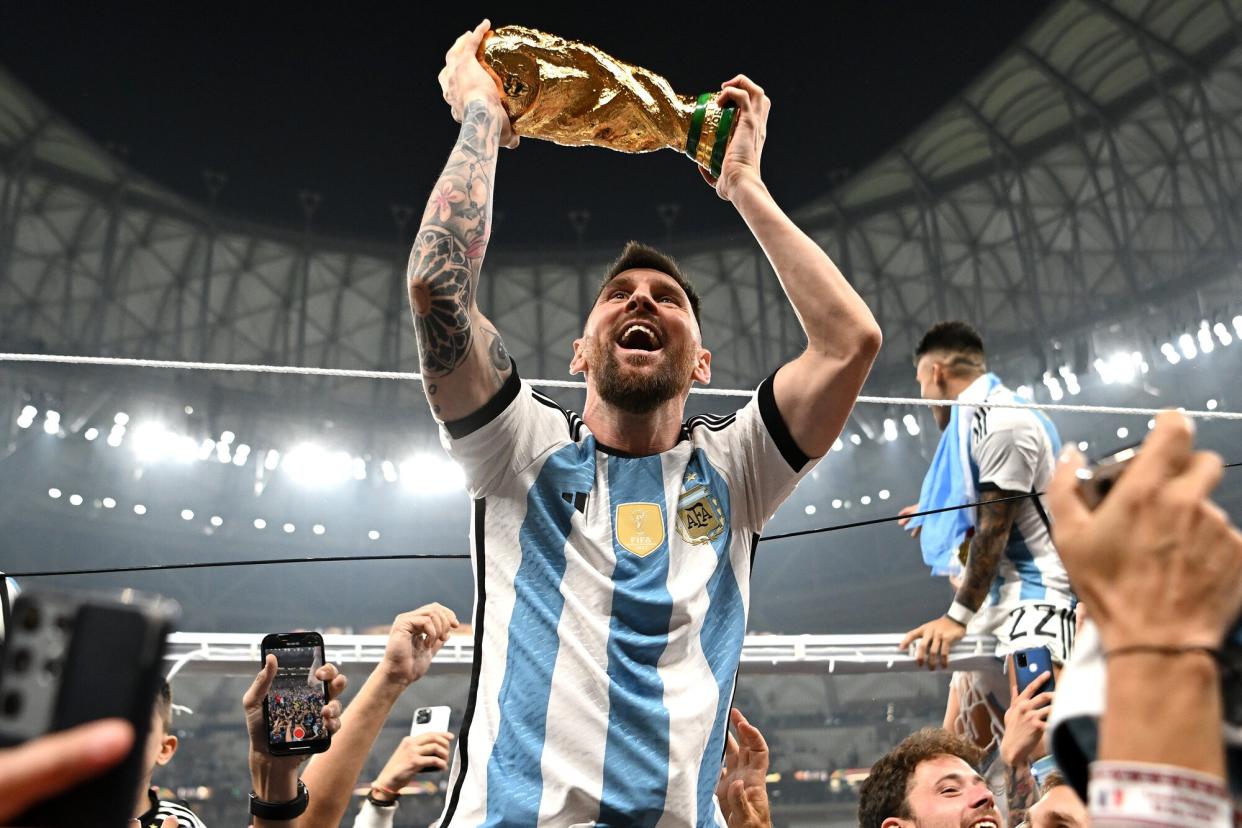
[595,241,701,325]
[155,678,173,733]
[914,321,986,371]
[857,728,984,828]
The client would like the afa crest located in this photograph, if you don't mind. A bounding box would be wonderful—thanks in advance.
[614,502,665,557]
[676,485,725,544]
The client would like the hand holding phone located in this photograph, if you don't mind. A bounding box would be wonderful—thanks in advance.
[257,633,334,757]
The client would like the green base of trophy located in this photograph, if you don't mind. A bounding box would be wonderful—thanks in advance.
[685,92,738,179]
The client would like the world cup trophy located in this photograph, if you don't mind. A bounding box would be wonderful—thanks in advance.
[476,26,738,178]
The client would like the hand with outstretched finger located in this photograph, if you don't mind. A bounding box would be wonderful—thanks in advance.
[1000,669,1053,768]
[0,719,133,824]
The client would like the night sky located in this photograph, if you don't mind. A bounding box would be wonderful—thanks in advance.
[1,2,1052,245]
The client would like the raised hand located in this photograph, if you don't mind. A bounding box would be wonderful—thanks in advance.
[438,19,519,149]
[379,603,460,687]
[701,75,770,201]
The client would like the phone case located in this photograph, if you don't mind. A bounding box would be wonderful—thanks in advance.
[1014,647,1057,695]
[411,705,452,737]
[0,589,177,828]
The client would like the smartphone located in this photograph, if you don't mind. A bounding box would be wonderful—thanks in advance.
[410,704,452,738]
[260,632,331,756]
[1075,446,1138,509]
[1013,646,1057,696]
[0,588,178,828]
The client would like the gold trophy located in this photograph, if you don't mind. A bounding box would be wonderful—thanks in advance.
[477,26,738,178]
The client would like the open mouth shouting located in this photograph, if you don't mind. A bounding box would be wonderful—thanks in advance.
[614,318,665,355]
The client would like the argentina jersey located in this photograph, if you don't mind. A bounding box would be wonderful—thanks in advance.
[965,378,1074,609]
[434,366,815,827]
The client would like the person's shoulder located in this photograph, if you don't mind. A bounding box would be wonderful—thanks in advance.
[155,798,207,828]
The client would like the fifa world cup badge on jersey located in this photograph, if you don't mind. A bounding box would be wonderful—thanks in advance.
[676,485,725,544]
[615,502,665,557]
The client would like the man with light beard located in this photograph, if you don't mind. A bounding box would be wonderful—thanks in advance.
[410,21,882,826]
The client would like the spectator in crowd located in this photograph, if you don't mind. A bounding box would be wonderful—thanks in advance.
[1025,771,1088,828]
[301,603,459,828]
[242,653,346,828]
[986,668,1054,826]
[715,708,773,828]
[857,727,1001,828]
[1046,410,1242,826]
[352,732,456,828]
[133,678,206,827]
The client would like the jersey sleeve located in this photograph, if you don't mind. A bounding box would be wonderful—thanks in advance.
[974,413,1043,493]
[438,363,578,498]
[692,372,819,529]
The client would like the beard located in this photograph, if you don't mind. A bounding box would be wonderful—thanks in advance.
[587,335,698,415]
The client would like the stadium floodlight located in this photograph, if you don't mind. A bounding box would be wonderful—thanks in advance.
[107,425,126,447]
[283,443,354,487]
[368,530,381,541]
[233,444,251,467]
[832,438,844,452]
[1160,342,1181,365]
[312,524,325,535]
[48,488,62,499]
[1042,373,1064,402]
[1214,322,1233,347]
[879,489,891,500]
[114,412,129,426]
[102,497,116,509]
[20,405,37,421]
[804,505,816,516]
[1057,365,1081,395]
[253,518,267,530]
[67,494,82,506]
[1179,333,1199,360]
[1198,322,1215,354]
[848,433,862,446]
[1207,399,1218,411]
[352,457,367,481]
[43,410,61,435]
[133,504,147,515]
[216,443,231,464]
[181,509,194,521]
[831,499,842,509]
[882,419,898,442]
[861,495,872,506]
[902,414,920,436]
[84,427,99,441]
[399,453,467,494]
[1234,315,1242,338]
[1116,427,1129,439]
[381,460,399,482]
[219,430,236,445]
[283,523,295,534]
[132,422,198,464]
[1078,441,1089,452]
[210,516,223,527]
[264,449,281,471]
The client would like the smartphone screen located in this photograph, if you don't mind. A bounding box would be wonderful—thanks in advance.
[261,633,329,755]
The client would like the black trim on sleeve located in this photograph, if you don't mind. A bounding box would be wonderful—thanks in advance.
[439,498,488,825]
[757,372,811,472]
[442,360,521,440]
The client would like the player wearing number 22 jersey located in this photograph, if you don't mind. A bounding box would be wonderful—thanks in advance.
[436,367,816,826]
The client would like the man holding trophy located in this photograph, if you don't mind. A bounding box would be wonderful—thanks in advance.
[411,19,882,826]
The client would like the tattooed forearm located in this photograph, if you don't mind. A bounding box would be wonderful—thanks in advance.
[408,100,502,377]
[956,490,1020,610]
[481,325,509,375]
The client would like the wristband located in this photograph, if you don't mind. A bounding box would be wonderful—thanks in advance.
[249,779,309,820]
[1104,644,1221,663]
[367,792,399,808]
[946,601,976,627]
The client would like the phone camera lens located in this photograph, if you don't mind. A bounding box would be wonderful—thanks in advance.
[18,605,40,631]
[11,649,31,673]
[44,659,61,678]
[416,711,430,723]
[2,693,21,717]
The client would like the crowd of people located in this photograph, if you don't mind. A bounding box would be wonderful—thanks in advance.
[267,684,328,746]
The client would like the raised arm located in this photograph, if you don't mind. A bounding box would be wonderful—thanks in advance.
[705,76,882,459]
[409,20,517,423]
